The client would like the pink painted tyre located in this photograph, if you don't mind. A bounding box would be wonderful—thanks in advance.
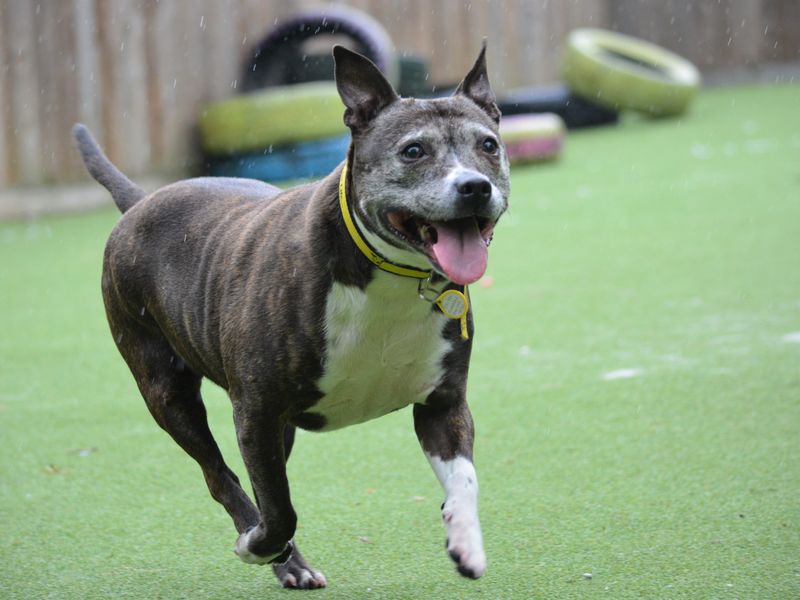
[500,113,566,164]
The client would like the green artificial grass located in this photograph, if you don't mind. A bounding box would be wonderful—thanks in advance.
[1,84,799,599]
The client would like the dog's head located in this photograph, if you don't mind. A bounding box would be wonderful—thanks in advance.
[334,43,510,285]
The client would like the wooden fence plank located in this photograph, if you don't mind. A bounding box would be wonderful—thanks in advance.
[762,0,800,61]
[4,0,43,184]
[98,0,151,175]
[0,2,9,186]
[725,0,763,67]
[37,1,82,182]
[71,0,104,177]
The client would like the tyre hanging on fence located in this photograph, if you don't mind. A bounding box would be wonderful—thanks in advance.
[240,5,399,91]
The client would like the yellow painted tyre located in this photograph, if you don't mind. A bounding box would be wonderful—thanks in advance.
[199,82,347,155]
[562,28,701,117]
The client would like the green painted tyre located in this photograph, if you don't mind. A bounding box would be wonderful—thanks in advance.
[562,28,701,117]
[199,82,346,155]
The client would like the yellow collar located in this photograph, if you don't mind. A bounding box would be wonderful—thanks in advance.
[338,163,471,340]
[338,164,432,279]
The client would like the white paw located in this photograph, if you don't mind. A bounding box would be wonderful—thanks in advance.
[443,498,486,578]
[234,529,289,565]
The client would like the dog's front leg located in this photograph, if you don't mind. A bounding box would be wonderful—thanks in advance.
[414,400,486,579]
[231,401,297,566]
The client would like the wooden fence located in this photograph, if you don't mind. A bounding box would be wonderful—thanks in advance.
[0,0,798,186]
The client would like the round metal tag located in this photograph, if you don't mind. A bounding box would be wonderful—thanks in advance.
[436,289,469,319]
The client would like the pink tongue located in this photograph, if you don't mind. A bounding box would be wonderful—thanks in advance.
[431,218,488,285]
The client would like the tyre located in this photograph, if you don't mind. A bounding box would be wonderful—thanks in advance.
[500,113,566,164]
[241,5,398,91]
[199,82,347,155]
[562,28,701,117]
[207,134,350,182]
[498,84,619,129]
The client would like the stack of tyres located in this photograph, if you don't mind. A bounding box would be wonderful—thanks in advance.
[495,28,701,140]
[200,6,400,182]
[491,28,701,168]
[200,82,349,182]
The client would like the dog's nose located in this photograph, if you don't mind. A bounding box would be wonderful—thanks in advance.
[455,174,492,210]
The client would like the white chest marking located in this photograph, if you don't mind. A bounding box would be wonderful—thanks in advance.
[314,274,451,431]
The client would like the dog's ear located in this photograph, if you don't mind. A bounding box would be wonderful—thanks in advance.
[334,45,399,131]
[454,41,501,123]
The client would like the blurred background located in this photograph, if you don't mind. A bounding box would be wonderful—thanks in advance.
[0,0,798,189]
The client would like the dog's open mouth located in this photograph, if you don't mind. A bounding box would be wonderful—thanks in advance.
[384,211,495,285]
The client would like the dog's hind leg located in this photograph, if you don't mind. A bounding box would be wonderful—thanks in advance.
[111,316,260,534]
[270,426,327,589]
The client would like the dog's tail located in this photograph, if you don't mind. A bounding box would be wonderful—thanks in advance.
[72,123,146,214]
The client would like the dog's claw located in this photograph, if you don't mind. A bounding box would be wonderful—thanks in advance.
[457,564,480,579]
[272,543,327,589]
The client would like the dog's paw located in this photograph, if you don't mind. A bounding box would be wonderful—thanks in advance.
[442,499,487,579]
[272,547,327,589]
[234,528,291,565]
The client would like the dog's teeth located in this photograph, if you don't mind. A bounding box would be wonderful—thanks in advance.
[419,223,433,243]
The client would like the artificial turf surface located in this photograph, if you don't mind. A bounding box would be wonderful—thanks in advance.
[1,83,798,599]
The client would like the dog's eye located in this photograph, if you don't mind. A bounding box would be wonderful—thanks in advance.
[481,138,499,155]
[401,143,425,161]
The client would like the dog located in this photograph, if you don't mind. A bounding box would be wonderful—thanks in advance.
[74,43,510,589]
